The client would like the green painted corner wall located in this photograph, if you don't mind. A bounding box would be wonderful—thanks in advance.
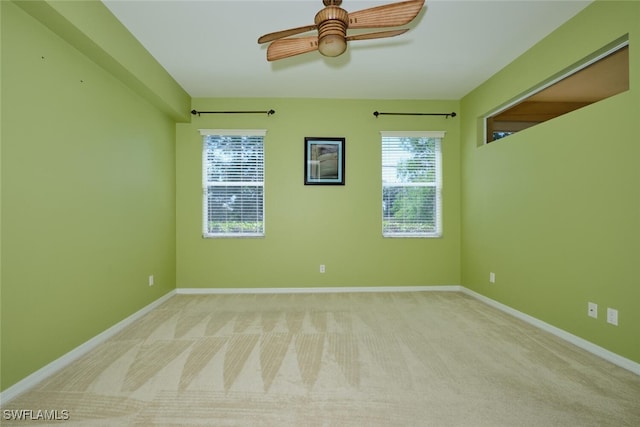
[1,2,177,389]
[12,0,191,122]
[177,98,461,289]
[460,0,640,363]
[2,0,639,398]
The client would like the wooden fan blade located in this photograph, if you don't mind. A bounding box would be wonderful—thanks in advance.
[267,37,319,61]
[258,24,318,44]
[348,0,425,29]
[346,29,408,41]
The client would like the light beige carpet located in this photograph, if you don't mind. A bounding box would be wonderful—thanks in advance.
[2,292,639,426]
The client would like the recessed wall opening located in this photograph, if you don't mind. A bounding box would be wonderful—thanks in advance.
[484,36,629,144]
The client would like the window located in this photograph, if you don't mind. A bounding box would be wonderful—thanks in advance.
[200,129,265,237]
[485,36,629,143]
[382,131,443,238]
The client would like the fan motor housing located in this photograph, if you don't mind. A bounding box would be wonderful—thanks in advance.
[315,6,349,57]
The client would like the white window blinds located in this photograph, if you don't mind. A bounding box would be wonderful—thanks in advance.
[381,131,443,237]
[200,129,266,237]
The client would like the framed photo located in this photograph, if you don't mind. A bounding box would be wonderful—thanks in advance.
[304,137,345,185]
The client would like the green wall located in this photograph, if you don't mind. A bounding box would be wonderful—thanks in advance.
[0,1,184,390]
[177,98,461,288]
[460,0,640,363]
[2,0,638,398]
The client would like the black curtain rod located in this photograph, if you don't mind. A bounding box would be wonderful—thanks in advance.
[373,111,456,118]
[191,109,275,116]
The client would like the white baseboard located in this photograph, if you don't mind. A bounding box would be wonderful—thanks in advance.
[0,290,176,404]
[3,285,637,405]
[461,287,640,376]
[176,285,462,294]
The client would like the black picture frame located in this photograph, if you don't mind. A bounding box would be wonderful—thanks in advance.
[304,137,345,185]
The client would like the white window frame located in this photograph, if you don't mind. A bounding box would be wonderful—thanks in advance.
[381,131,444,238]
[200,129,266,238]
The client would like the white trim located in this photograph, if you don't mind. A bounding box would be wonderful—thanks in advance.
[382,233,442,239]
[3,285,638,405]
[461,287,640,376]
[199,129,266,136]
[434,137,443,234]
[380,131,445,138]
[201,132,266,238]
[381,134,443,238]
[483,36,629,144]
[0,291,176,404]
[486,38,629,121]
[176,285,462,295]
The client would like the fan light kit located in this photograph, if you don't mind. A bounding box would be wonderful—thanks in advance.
[258,0,425,61]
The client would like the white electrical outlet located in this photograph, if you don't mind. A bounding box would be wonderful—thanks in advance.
[320,264,325,273]
[489,272,496,283]
[588,302,598,319]
[607,308,618,326]
[148,275,154,286]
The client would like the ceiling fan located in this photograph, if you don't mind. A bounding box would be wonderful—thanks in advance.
[258,0,425,61]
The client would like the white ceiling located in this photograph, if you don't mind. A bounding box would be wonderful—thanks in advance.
[102,0,592,100]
